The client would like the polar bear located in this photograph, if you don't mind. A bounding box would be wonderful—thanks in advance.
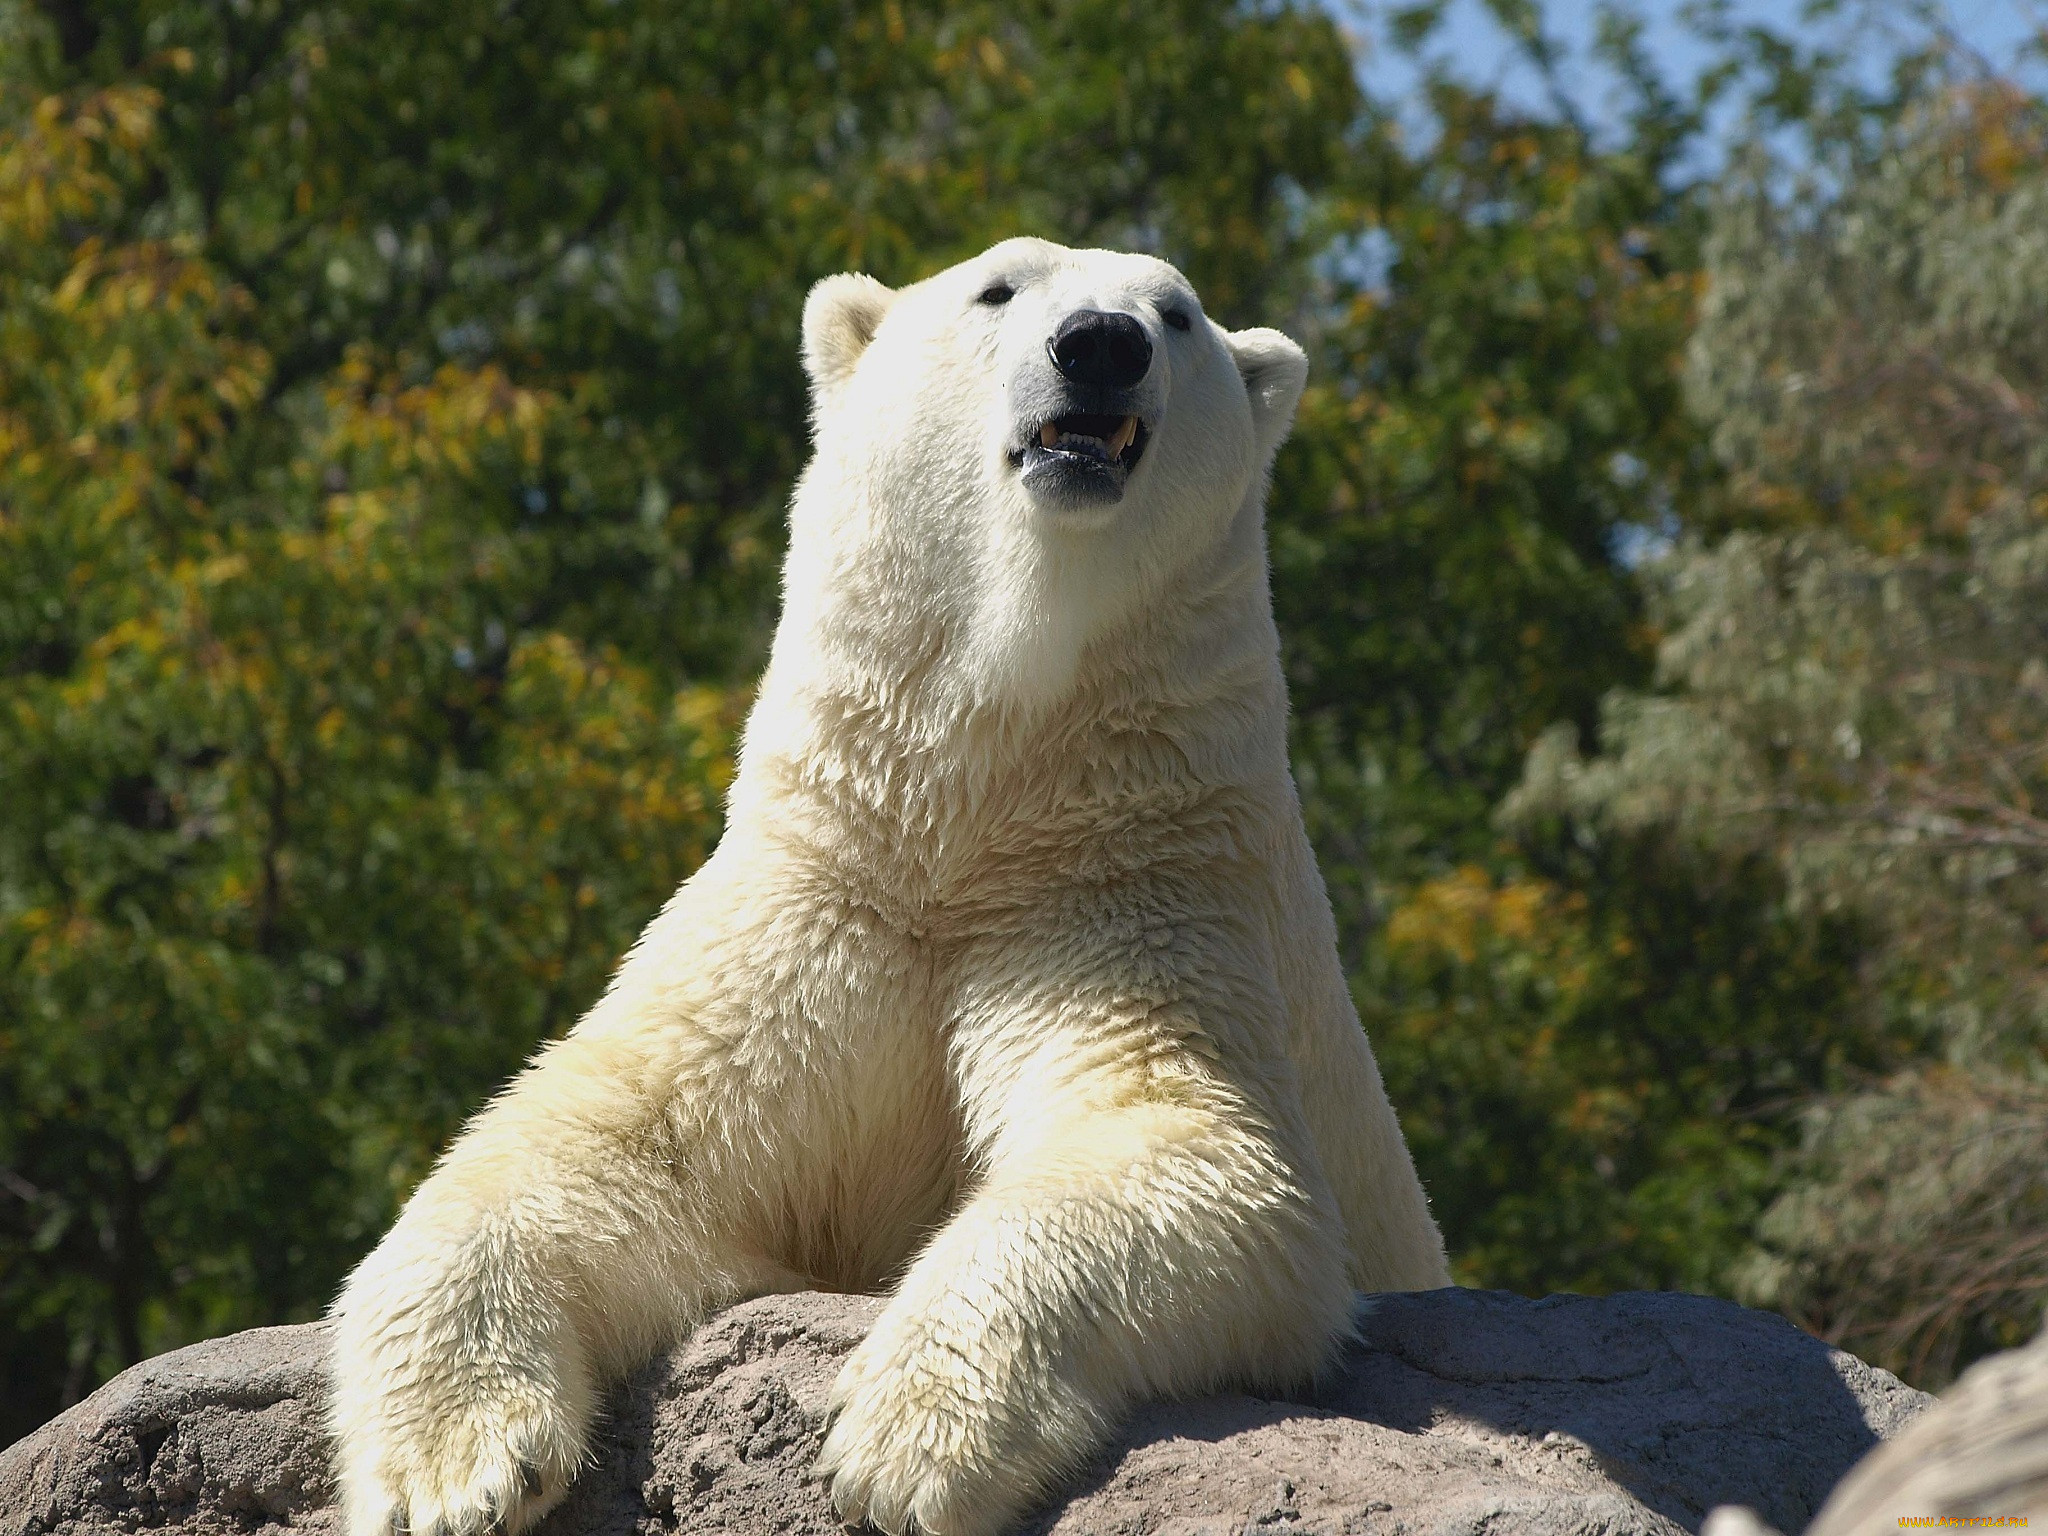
[329,237,1450,1536]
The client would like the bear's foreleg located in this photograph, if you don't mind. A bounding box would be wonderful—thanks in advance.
[817,1079,1353,1536]
[330,1028,804,1536]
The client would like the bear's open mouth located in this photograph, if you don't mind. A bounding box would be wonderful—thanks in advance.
[1034,412,1147,469]
[1013,410,1150,507]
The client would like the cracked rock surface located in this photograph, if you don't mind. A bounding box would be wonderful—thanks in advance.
[0,1288,1927,1536]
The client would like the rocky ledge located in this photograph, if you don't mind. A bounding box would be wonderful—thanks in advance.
[0,1288,1928,1536]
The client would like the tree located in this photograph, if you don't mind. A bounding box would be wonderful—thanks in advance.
[1268,11,1871,1299]
[0,84,738,1430]
[13,0,1360,676]
[1511,68,2048,1384]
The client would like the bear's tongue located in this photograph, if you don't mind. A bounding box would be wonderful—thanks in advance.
[1040,414,1139,462]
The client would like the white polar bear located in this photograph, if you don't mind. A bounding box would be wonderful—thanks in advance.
[329,237,1450,1536]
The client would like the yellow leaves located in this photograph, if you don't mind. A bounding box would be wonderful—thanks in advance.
[1388,865,1561,961]
[1384,866,1595,1011]
[673,684,741,790]
[18,908,99,968]
[1953,79,2043,192]
[0,86,160,245]
[1284,64,1314,103]
[311,488,399,582]
[322,348,560,477]
[0,415,27,488]
[487,634,736,874]
[1563,1083,1639,1140]
[1490,133,1540,167]
[936,33,1031,93]
[2,218,268,522]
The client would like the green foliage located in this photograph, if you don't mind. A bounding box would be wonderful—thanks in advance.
[1740,1071,2048,1384]
[18,0,1358,672]
[1266,28,1870,1303]
[1687,77,2048,544]
[1361,852,1867,1296]
[0,87,737,1427]
[1515,67,2048,1384]
[1273,78,1694,882]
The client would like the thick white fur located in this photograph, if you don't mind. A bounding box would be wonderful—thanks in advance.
[329,238,1450,1536]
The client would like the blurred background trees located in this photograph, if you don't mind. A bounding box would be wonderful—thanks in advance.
[1,0,2041,1438]
[1512,67,2048,1382]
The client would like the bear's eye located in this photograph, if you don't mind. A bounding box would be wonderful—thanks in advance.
[977,282,1014,307]
[1162,306,1193,332]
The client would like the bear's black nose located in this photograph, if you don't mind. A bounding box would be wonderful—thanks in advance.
[1049,310,1153,391]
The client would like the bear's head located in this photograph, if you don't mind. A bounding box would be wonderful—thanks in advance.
[785,238,1308,714]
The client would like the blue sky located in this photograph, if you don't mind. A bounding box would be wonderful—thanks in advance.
[1338,0,2048,154]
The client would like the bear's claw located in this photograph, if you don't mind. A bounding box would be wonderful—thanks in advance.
[816,1306,1091,1536]
[336,1386,579,1536]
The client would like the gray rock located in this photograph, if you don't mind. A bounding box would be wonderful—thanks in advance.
[0,1289,1928,1536]
[0,1322,337,1536]
[1707,1323,2048,1536]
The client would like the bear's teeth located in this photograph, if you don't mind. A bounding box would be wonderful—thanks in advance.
[1040,422,1059,448]
[1108,417,1138,458]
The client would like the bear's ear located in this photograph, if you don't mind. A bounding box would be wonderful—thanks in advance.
[802,273,896,398]
[1225,327,1310,463]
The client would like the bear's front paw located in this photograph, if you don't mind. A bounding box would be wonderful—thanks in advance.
[815,1390,988,1536]
[334,1367,585,1536]
[815,1320,1098,1536]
